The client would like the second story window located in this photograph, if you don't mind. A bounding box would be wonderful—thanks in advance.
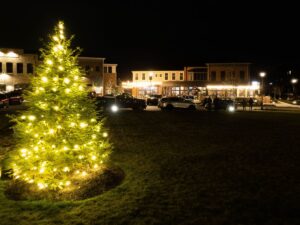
[17,63,23,74]
[135,73,138,80]
[95,66,100,72]
[172,73,175,80]
[221,71,226,81]
[85,65,90,72]
[27,63,33,74]
[165,73,168,80]
[104,67,108,73]
[240,71,245,81]
[6,63,13,73]
[211,71,216,81]
[142,73,145,80]
[108,67,112,73]
[180,73,183,80]
[0,63,2,73]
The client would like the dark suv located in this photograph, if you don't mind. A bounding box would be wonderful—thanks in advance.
[95,93,147,111]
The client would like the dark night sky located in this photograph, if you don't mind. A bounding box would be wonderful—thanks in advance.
[1,0,300,81]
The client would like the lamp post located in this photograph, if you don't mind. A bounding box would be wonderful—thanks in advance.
[259,72,266,110]
[291,78,298,98]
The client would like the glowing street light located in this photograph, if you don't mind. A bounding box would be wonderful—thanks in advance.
[259,72,266,110]
[291,78,298,97]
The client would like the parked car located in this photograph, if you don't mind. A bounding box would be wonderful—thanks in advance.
[205,98,236,111]
[0,93,9,109]
[158,97,196,110]
[5,89,24,105]
[95,93,147,112]
[146,94,162,106]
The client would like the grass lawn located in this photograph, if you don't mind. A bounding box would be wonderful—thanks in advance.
[0,110,300,225]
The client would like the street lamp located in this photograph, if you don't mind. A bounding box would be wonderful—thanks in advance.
[291,78,298,98]
[259,72,266,110]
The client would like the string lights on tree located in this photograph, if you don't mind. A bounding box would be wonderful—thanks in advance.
[8,21,111,191]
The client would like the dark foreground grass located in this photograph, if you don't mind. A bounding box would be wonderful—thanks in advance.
[0,110,300,225]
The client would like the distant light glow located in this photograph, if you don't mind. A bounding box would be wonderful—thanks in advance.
[111,104,119,112]
[228,106,235,112]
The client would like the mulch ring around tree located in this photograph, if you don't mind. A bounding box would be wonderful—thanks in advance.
[4,165,125,201]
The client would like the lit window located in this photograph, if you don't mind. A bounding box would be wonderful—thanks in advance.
[172,73,175,80]
[180,73,183,80]
[142,73,145,80]
[165,73,168,80]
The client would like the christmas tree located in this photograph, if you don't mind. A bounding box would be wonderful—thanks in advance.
[9,21,110,191]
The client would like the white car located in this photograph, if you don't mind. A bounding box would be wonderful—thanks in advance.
[158,97,196,110]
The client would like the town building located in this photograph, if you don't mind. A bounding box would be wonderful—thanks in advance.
[123,63,260,99]
[0,48,117,95]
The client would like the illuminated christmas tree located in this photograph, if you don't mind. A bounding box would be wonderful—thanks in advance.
[9,22,110,191]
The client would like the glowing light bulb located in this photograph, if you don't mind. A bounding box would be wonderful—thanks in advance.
[82,171,87,176]
[60,34,65,39]
[34,134,39,138]
[80,122,87,128]
[63,167,70,172]
[41,77,48,82]
[92,134,97,139]
[103,132,108,138]
[63,146,69,151]
[65,181,71,186]
[49,129,55,134]
[57,125,62,129]
[94,164,99,169]
[65,88,71,93]
[21,115,26,120]
[46,59,53,65]
[28,115,36,121]
[91,155,97,160]
[74,76,79,80]
[53,36,59,41]
[90,118,96,123]
[74,144,79,149]
[57,44,63,50]
[59,23,64,30]
[52,87,57,92]
[78,155,84,159]
[53,77,58,81]
[70,122,76,127]
[37,183,45,189]
[58,66,64,71]
[76,170,80,174]
[79,86,83,91]
[53,46,58,52]
[53,106,59,111]
[29,179,34,183]
[34,146,39,151]
[53,168,57,172]
[64,78,70,84]
[39,87,45,91]
[39,168,45,173]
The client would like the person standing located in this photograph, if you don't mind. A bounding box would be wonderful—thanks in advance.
[242,98,247,111]
[249,98,254,111]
